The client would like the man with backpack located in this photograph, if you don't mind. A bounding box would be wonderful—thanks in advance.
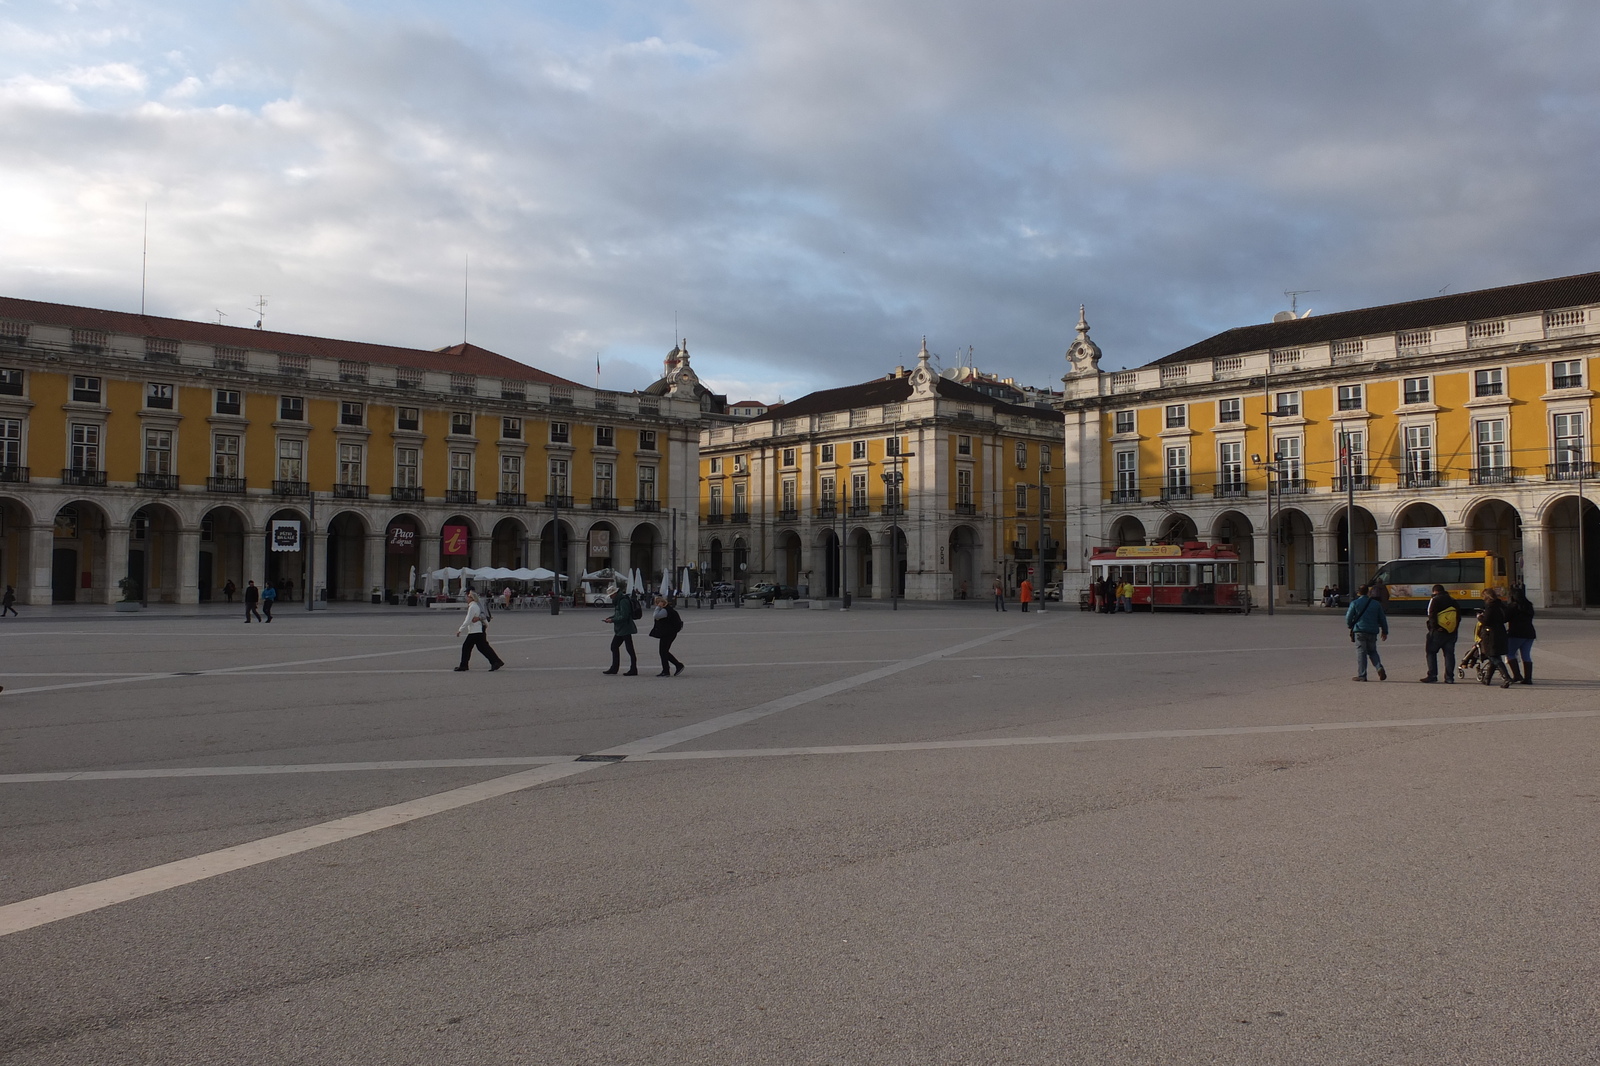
[1421,583,1460,684]
[1345,583,1389,681]
[600,583,639,675]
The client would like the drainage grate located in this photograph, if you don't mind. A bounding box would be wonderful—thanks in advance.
[575,754,626,763]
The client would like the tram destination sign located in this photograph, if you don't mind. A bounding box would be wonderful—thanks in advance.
[1114,545,1181,558]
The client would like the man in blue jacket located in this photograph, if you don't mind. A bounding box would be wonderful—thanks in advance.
[1345,583,1389,681]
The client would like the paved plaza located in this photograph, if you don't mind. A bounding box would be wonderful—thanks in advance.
[1,601,1598,1064]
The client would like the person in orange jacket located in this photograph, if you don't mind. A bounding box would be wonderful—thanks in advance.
[1018,577,1033,613]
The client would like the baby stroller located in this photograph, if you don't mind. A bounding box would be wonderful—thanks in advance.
[1456,618,1500,685]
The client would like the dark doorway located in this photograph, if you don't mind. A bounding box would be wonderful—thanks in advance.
[52,547,78,603]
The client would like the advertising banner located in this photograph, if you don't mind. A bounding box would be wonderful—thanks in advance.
[1400,526,1447,558]
[271,520,302,552]
[387,524,418,553]
[588,529,611,557]
[1114,544,1180,558]
[441,524,470,557]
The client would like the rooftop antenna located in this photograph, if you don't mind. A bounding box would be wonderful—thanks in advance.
[252,295,267,329]
[215,310,228,325]
[140,202,148,315]
[1438,284,1450,296]
[1283,289,1318,316]
[463,253,469,344]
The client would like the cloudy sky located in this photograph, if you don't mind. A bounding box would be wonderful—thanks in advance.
[4,1,1600,401]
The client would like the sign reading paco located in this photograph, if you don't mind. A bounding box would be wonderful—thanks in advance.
[271,520,302,552]
[387,525,417,553]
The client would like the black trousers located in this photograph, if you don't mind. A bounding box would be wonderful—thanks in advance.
[263,599,274,620]
[245,602,261,621]
[459,632,503,669]
[609,634,637,670]
[658,634,682,671]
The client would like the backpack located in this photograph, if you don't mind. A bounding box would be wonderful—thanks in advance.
[629,597,643,621]
[1436,605,1458,634]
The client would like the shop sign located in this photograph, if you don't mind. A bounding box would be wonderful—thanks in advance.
[441,524,470,556]
[588,529,611,557]
[387,525,418,553]
[271,520,302,552]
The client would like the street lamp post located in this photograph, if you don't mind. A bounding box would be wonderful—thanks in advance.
[881,431,915,611]
[550,485,562,615]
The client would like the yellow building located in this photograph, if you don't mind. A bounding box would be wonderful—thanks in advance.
[698,343,1065,600]
[0,297,700,606]
[1060,275,1600,608]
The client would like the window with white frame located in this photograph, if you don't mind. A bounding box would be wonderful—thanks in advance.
[0,418,22,468]
[733,454,748,474]
[886,436,901,457]
[1015,441,1028,468]
[277,438,303,481]
[709,456,723,475]
[338,443,364,485]
[70,423,101,471]
[1217,398,1241,423]
[395,447,420,488]
[851,440,867,461]
[732,481,747,513]
[1040,485,1051,514]
[1403,377,1431,404]
[821,475,837,506]
[549,458,569,496]
[639,429,658,451]
[709,483,723,515]
[214,390,241,416]
[449,451,473,490]
[956,468,971,505]
[279,395,304,421]
[595,461,615,500]
[450,412,474,436]
[1338,429,1365,479]
[1475,419,1507,470]
[820,444,835,464]
[397,407,419,431]
[1274,391,1300,416]
[549,421,570,443]
[72,376,102,404]
[1016,483,1029,511]
[1115,450,1138,494]
[500,454,522,493]
[1219,441,1243,488]
[782,447,796,467]
[143,429,173,475]
[1161,405,1186,429]
[638,465,657,502]
[0,368,23,396]
[146,382,174,410]
[1164,445,1189,490]
[1040,443,1053,470]
[1114,410,1135,434]
[1337,384,1363,411]
[1274,436,1302,481]
[501,417,521,440]
[1404,426,1433,479]
[957,435,972,455]
[851,472,868,508]
[782,478,797,512]
[1553,360,1585,390]
[1474,368,1504,398]
[595,426,615,448]
[339,401,364,427]
[1554,412,1585,471]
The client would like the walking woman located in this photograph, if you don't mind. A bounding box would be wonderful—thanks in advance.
[454,589,504,671]
[650,595,685,676]
[1506,586,1537,684]
[1476,588,1514,688]
[601,584,639,675]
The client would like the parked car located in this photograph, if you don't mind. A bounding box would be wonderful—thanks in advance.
[1042,582,1063,602]
[742,583,797,604]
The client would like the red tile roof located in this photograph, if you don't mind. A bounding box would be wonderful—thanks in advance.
[0,296,581,386]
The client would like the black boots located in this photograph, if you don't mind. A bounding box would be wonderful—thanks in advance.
[1508,660,1524,684]
[1521,662,1533,685]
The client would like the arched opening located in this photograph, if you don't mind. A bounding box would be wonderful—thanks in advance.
[816,530,840,597]
[1330,505,1379,596]
[777,530,802,588]
[1,496,35,602]
[385,514,423,593]
[1272,508,1315,604]
[1156,512,1198,544]
[491,517,527,569]
[1544,495,1600,606]
[1397,502,1447,529]
[708,538,725,583]
[326,510,370,601]
[128,503,182,603]
[949,524,978,599]
[849,528,873,597]
[586,521,618,572]
[630,523,660,585]
[440,515,475,568]
[537,520,574,589]
[266,508,311,601]
[732,536,749,587]
[1211,510,1255,588]
[53,502,111,602]
[200,506,248,603]
[1466,499,1522,583]
[1108,515,1146,546]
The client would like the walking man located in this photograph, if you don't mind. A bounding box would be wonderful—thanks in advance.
[1345,583,1389,681]
[244,580,262,623]
[650,594,685,676]
[1421,583,1459,683]
[1,585,16,618]
[992,578,1006,612]
[454,589,504,671]
[261,582,277,622]
[601,584,639,675]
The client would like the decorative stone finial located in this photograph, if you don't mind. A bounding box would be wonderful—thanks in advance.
[1066,305,1101,375]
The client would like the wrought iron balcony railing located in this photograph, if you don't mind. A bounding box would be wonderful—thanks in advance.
[1469,466,1520,486]
[332,483,369,499]
[63,468,107,487]
[1331,475,1374,492]
[590,496,618,511]
[1546,461,1599,481]
[1276,478,1310,495]
[1110,487,1141,504]
[633,499,660,512]
[0,465,30,484]
[544,494,573,509]
[1401,470,1439,489]
[1160,484,1192,501]
[137,472,179,491]
[497,492,527,506]
[445,489,478,504]
[273,479,309,496]
[1212,482,1248,499]
[390,485,425,502]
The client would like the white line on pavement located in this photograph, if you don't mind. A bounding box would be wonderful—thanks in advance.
[0,621,1039,937]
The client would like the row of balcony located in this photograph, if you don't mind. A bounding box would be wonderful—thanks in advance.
[709,502,924,525]
[1109,462,1600,504]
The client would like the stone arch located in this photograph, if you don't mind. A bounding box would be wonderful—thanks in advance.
[1211,510,1255,588]
[128,501,183,603]
[0,495,37,601]
[51,500,111,603]
[585,520,619,572]
[265,507,312,602]
[948,524,979,599]
[732,535,750,586]
[1464,498,1522,581]
[628,522,662,584]
[1156,512,1198,544]
[326,509,371,602]
[1327,504,1379,594]
[1541,494,1600,606]
[815,528,840,597]
[707,537,725,582]
[1108,515,1146,547]
[1396,501,1447,528]
[199,504,249,603]
[1271,507,1316,605]
[776,529,802,588]
[537,519,576,586]
[848,527,873,597]
[440,514,477,565]
[491,516,528,569]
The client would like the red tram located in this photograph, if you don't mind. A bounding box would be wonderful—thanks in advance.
[1083,542,1250,612]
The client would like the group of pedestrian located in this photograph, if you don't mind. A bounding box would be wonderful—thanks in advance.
[242,580,277,622]
[1347,579,1537,687]
[450,583,688,677]
[1087,576,1132,613]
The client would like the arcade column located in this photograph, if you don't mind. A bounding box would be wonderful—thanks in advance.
[177,527,201,605]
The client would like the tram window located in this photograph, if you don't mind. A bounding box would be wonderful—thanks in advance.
[1198,564,1215,584]
[1216,563,1236,583]
[1135,565,1148,583]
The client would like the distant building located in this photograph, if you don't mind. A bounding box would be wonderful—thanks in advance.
[726,400,771,419]
[1058,279,1600,608]
[698,342,1065,600]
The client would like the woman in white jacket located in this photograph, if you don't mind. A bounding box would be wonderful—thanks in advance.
[454,590,505,672]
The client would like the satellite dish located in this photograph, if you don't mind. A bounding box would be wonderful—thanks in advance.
[1272,311,1296,324]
